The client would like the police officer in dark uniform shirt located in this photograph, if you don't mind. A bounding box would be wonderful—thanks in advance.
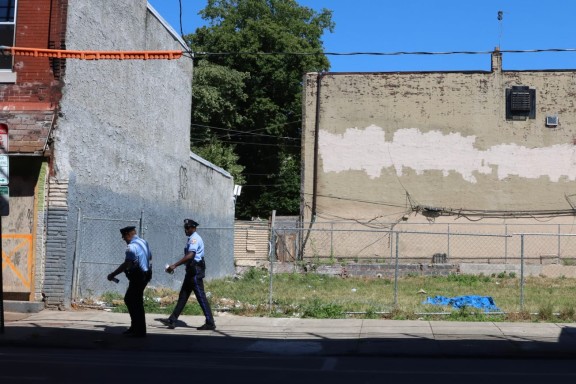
[159,219,216,330]
[107,226,152,337]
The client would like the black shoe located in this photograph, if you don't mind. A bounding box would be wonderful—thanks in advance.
[122,328,134,335]
[158,318,176,329]
[197,323,216,331]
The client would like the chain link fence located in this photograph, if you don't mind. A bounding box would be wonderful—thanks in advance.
[72,211,234,301]
[73,216,576,315]
[265,222,576,315]
[72,215,141,300]
[516,232,576,314]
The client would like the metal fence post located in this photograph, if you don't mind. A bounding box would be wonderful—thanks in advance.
[268,210,276,313]
[558,224,561,259]
[504,224,508,264]
[140,209,145,238]
[520,234,525,311]
[447,224,450,259]
[330,222,334,259]
[394,231,399,307]
[71,207,82,302]
[389,231,393,264]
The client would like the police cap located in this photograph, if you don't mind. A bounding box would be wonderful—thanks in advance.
[184,219,199,228]
[120,226,136,236]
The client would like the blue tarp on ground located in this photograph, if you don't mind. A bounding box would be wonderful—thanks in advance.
[423,295,501,312]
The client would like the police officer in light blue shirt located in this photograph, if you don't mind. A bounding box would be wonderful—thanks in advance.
[126,235,153,273]
[159,219,216,330]
[108,226,152,337]
[188,230,204,262]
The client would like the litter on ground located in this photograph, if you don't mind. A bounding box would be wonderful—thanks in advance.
[423,295,501,312]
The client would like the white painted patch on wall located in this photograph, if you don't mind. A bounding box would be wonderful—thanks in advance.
[319,125,576,183]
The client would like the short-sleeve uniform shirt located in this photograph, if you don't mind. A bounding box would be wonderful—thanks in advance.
[186,232,204,262]
[125,235,151,271]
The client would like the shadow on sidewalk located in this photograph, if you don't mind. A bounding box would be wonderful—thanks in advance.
[2,324,576,358]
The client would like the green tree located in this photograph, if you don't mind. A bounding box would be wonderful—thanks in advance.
[193,138,246,184]
[187,0,334,218]
[190,60,248,183]
[191,60,249,136]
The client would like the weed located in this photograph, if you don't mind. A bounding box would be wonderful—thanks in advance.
[243,267,268,281]
[364,307,380,319]
[562,258,576,266]
[386,307,417,320]
[100,291,123,305]
[506,311,532,321]
[496,271,516,279]
[447,307,490,321]
[537,303,554,321]
[558,306,576,321]
[444,273,491,284]
[302,299,344,318]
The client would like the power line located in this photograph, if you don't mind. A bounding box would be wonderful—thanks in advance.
[191,138,300,147]
[178,0,184,37]
[191,123,299,140]
[304,192,407,209]
[237,184,288,187]
[244,173,274,176]
[192,120,303,135]
[191,48,576,57]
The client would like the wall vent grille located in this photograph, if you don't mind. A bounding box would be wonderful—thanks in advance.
[546,115,559,127]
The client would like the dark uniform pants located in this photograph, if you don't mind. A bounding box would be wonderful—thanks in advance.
[170,259,214,325]
[124,269,149,334]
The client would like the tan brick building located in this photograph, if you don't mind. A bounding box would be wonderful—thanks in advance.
[301,51,576,259]
[303,52,576,225]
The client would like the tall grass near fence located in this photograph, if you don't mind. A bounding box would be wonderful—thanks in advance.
[100,269,576,322]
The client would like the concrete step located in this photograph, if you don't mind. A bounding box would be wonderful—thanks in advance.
[3,300,45,313]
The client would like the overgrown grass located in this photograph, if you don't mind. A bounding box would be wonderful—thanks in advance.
[98,268,576,322]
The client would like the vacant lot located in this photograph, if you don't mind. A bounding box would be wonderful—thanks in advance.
[99,268,576,322]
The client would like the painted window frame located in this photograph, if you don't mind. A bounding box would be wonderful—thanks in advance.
[0,0,17,83]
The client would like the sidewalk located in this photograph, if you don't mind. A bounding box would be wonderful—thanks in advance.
[2,309,576,358]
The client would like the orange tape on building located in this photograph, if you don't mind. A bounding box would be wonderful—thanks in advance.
[0,46,183,60]
[1,234,33,289]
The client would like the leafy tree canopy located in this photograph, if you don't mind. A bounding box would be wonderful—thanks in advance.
[187,0,334,219]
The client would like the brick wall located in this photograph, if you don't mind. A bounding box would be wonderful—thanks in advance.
[0,0,67,104]
[0,0,67,153]
[0,109,53,153]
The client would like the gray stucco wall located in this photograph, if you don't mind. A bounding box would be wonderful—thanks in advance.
[302,54,576,225]
[45,1,234,306]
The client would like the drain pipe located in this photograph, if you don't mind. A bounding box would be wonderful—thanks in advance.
[311,72,323,218]
[301,72,324,258]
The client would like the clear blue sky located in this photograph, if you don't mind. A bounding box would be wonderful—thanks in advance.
[148,0,576,72]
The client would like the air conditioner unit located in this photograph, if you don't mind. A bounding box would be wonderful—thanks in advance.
[546,115,559,127]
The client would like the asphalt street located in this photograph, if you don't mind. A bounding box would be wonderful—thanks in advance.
[2,309,576,383]
[2,347,576,384]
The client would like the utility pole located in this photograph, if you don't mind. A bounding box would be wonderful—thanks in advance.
[497,10,504,50]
